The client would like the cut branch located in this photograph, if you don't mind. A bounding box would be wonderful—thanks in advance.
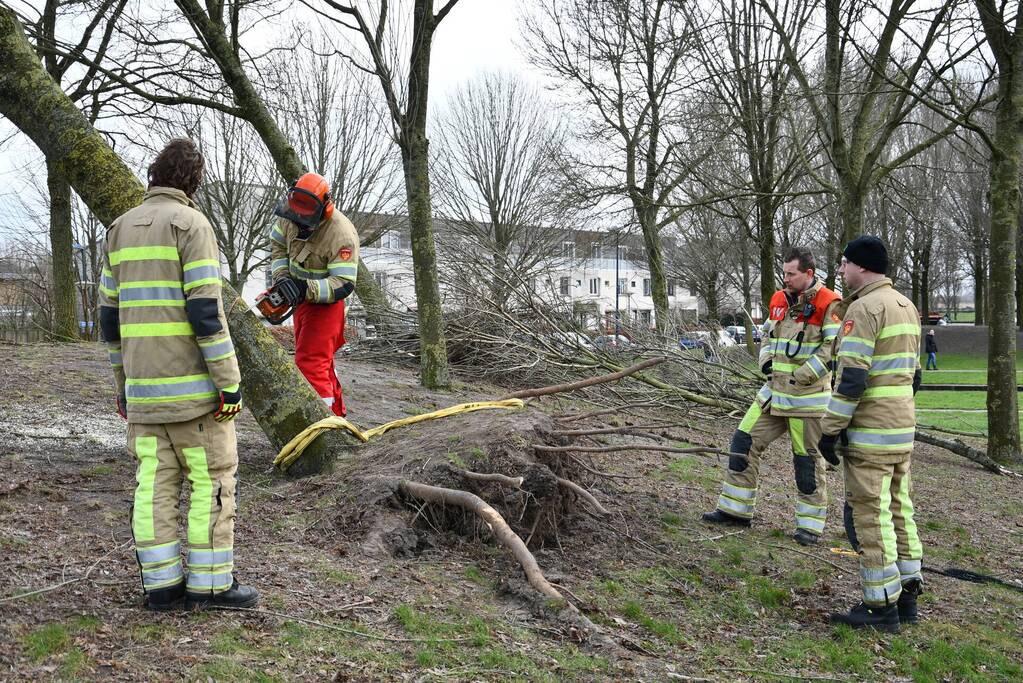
[534,444,742,460]
[916,430,1019,476]
[498,357,666,400]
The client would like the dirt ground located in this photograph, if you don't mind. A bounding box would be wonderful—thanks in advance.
[1,342,1021,682]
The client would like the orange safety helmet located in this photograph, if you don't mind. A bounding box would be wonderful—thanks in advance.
[274,172,334,231]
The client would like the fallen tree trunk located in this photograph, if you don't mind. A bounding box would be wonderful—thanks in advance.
[0,8,349,472]
[915,430,1020,476]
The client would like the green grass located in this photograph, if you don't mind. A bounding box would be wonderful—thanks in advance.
[21,623,70,661]
[949,311,976,322]
[915,391,988,410]
[620,600,688,645]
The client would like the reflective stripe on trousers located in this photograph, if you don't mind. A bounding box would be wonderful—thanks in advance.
[717,482,756,518]
[795,501,826,534]
[861,563,902,606]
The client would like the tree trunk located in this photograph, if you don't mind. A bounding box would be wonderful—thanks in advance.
[46,158,79,341]
[1017,222,1023,328]
[757,199,776,325]
[920,241,932,317]
[396,0,449,389]
[0,7,346,471]
[909,256,920,308]
[973,235,986,326]
[984,75,1023,465]
[638,208,669,335]
[704,275,719,322]
[839,183,865,244]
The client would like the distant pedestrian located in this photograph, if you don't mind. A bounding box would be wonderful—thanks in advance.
[924,329,938,370]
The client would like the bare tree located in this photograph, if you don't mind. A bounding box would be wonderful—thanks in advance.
[188,110,281,290]
[523,0,704,335]
[761,0,988,243]
[432,72,577,306]
[696,0,817,319]
[271,40,404,240]
[19,0,127,340]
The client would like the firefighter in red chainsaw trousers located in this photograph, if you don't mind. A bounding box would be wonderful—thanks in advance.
[270,173,360,417]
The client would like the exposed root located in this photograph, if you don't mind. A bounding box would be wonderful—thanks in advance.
[556,477,610,516]
[460,470,524,489]
[398,479,572,608]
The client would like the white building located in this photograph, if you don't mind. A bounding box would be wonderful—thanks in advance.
[359,217,699,333]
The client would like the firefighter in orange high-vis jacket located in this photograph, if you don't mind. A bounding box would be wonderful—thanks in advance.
[269,173,360,417]
[99,139,258,611]
[702,247,842,547]
[819,236,924,633]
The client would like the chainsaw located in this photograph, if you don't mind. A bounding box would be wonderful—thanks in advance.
[255,278,303,325]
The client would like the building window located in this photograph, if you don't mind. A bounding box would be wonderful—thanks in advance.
[668,280,676,296]
[589,278,600,295]
[617,279,627,295]
[590,243,602,260]
[575,279,581,287]
[643,278,651,296]
[559,277,571,296]
[373,272,388,289]
[639,309,652,327]
[562,242,576,259]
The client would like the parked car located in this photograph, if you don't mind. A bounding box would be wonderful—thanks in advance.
[593,334,632,351]
[725,325,761,343]
[544,331,596,354]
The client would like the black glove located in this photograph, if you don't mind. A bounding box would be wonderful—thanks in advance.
[276,277,307,307]
[116,392,127,420]
[761,359,773,379]
[912,368,921,396]
[819,432,840,466]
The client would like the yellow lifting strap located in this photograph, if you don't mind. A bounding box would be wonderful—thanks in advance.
[273,399,526,471]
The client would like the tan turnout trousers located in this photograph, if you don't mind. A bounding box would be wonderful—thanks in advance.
[716,394,829,534]
[843,452,923,606]
[128,413,237,595]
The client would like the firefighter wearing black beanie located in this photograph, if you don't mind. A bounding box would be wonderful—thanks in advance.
[843,235,889,275]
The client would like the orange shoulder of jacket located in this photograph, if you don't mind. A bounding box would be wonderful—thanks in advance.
[769,290,788,307]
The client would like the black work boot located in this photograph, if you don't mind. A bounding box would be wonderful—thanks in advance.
[793,529,820,546]
[186,580,259,610]
[701,509,752,527]
[829,602,900,633]
[144,582,185,611]
[897,580,922,624]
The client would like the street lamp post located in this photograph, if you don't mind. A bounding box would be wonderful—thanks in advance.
[614,230,620,340]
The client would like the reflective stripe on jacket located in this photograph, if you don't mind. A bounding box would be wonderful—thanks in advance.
[758,281,842,417]
[822,278,921,460]
[269,211,360,304]
[99,187,240,424]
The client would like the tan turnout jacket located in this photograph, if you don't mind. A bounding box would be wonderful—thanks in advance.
[99,187,240,424]
[269,211,359,303]
[757,280,843,418]
[821,278,921,461]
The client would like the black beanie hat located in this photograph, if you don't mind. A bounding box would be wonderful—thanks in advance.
[843,235,888,275]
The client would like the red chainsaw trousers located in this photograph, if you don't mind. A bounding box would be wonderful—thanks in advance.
[293,299,346,417]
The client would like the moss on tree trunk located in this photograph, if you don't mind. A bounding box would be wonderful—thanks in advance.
[985,72,1023,465]
[0,7,350,472]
